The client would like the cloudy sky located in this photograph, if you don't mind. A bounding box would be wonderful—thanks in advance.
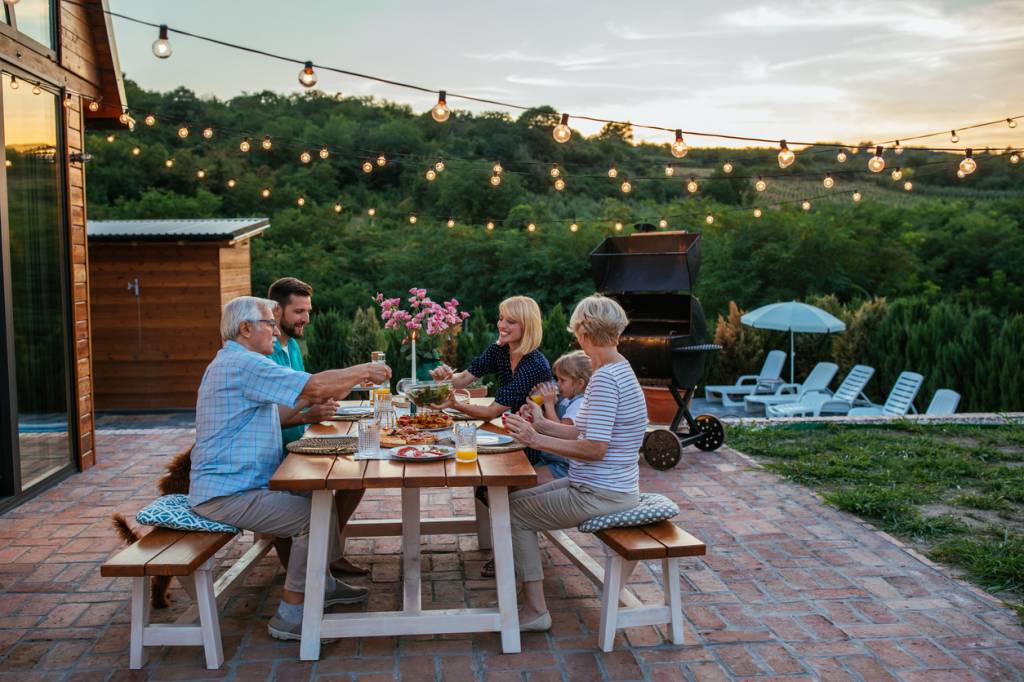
[110,0,1023,149]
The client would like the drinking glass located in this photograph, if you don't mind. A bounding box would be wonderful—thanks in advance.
[454,422,478,463]
[373,391,396,430]
[357,418,380,456]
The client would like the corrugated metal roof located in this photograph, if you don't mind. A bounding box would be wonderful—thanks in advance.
[87,218,270,242]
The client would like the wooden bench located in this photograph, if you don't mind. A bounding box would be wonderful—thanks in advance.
[100,527,274,669]
[541,520,705,652]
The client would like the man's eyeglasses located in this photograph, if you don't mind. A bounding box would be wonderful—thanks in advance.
[253,319,278,330]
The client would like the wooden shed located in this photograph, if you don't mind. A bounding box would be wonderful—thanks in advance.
[87,218,271,410]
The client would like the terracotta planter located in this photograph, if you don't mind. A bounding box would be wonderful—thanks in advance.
[642,386,678,425]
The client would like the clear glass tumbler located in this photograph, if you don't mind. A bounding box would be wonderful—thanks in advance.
[454,422,478,463]
[357,417,380,456]
[374,392,396,430]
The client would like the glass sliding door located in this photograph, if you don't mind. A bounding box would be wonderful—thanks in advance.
[1,73,72,491]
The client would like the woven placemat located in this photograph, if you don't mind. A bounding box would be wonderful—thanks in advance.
[287,437,358,455]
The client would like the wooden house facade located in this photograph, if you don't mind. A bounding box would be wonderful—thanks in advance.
[88,218,270,410]
[0,0,125,509]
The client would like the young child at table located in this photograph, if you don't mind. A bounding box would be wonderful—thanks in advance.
[529,350,592,483]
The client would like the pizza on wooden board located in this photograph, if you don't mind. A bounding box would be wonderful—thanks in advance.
[380,426,439,448]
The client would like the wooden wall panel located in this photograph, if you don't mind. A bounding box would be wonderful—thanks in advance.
[219,241,252,305]
[60,2,101,85]
[89,242,229,410]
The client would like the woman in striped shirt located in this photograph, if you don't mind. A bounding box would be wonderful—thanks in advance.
[504,294,647,631]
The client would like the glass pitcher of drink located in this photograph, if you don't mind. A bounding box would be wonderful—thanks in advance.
[453,422,478,463]
[370,350,389,390]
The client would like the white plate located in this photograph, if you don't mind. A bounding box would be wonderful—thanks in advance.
[335,406,373,417]
[389,445,455,461]
[314,433,357,441]
[476,433,514,446]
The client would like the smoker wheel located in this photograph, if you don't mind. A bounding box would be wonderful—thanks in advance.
[693,414,725,451]
[641,429,682,470]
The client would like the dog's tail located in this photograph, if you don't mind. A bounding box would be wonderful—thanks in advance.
[111,513,141,544]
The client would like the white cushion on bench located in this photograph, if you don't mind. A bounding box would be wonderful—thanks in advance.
[136,494,239,533]
[578,493,679,533]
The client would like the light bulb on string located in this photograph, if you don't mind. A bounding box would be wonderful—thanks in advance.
[177,125,189,139]
[801,199,811,211]
[164,158,174,168]
[550,164,560,178]
[298,61,317,88]
[431,90,450,123]
[261,136,273,150]
[105,133,115,143]
[486,221,495,230]
[956,169,966,179]
[852,190,862,202]
[334,203,343,213]
[118,112,130,125]
[367,207,376,216]
[152,25,172,59]
[837,150,847,163]
[570,222,579,232]
[950,130,959,143]
[959,149,977,175]
[7,75,18,90]
[296,197,306,207]
[849,147,859,155]
[891,167,903,181]
[492,162,503,175]
[239,137,251,152]
[553,113,571,143]
[686,177,699,193]
[87,99,100,112]
[722,162,733,173]
[528,223,537,232]
[607,166,618,178]
[319,147,329,159]
[659,218,668,228]
[447,218,456,228]
[754,176,767,192]
[823,173,835,188]
[131,146,140,156]
[753,208,763,218]
[903,181,913,191]
[1010,153,1021,164]
[196,169,206,179]
[554,177,566,191]
[361,160,373,173]
[894,141,904,155]
[705,213,714,224]
[33,83,43,96]
[226,178,237,188]
[670,129,688,158]
[433,158,444,172]
[620,179,632,194]
[1009,118,1018,129]
[868,145,885,172]
[145,114,156,126]
[63,94,71,108]
[489,172,502,187]
[425,168,437,182]
[202,127,213,139]
[777,139,795,168]
[299,151,311,164]
[408,214,417,224]
[614,221,623,231]
[260,187,271,198]
[664,164,675,177]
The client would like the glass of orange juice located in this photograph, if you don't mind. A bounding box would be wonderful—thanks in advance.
[530,394,544,406]
[454,422,477,463]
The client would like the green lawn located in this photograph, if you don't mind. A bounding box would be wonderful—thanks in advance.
[727,421,1024,621]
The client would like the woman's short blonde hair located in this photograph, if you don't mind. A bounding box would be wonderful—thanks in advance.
[568,294,629,346]
[499,295,543,356]
[553,350,592,383]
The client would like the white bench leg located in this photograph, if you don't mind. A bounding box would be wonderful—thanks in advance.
[129,576,150,669]
[598,552,623,652]
[194,569,224,669]
[663,557,684,645]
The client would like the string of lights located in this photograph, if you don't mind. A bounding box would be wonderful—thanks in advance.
[65,0,1022,162]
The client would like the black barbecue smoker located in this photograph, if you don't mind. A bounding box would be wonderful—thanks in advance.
[589,227,725,470]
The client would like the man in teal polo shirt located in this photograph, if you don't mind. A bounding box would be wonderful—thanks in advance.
[268,277,368,576]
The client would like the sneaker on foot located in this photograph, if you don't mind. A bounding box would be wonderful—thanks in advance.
[325,579,369,606]
[267,613,302,641]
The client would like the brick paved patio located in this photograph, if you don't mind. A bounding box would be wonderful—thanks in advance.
[1,427,1022,681]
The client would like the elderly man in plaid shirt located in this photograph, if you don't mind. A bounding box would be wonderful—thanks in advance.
[189,295,391,641]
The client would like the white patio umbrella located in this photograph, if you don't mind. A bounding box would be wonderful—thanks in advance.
[740,301,846,383]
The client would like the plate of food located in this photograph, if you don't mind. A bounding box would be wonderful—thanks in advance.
[397,413,453,431]
[380,427,438,448]
[390,444,455,461]
[335,405,373,418]
[476,432,515,446]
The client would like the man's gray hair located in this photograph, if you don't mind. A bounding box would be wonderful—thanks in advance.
[221,296,279,341]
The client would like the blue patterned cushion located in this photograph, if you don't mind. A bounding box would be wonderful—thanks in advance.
[578,493,679,533]
[136,494,239,533]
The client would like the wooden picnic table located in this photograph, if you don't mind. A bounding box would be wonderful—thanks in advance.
[268,401,536,660]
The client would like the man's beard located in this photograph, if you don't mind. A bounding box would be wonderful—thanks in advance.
[281,320,304,339]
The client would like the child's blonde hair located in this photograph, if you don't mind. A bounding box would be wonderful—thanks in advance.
[552,350,592,384]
